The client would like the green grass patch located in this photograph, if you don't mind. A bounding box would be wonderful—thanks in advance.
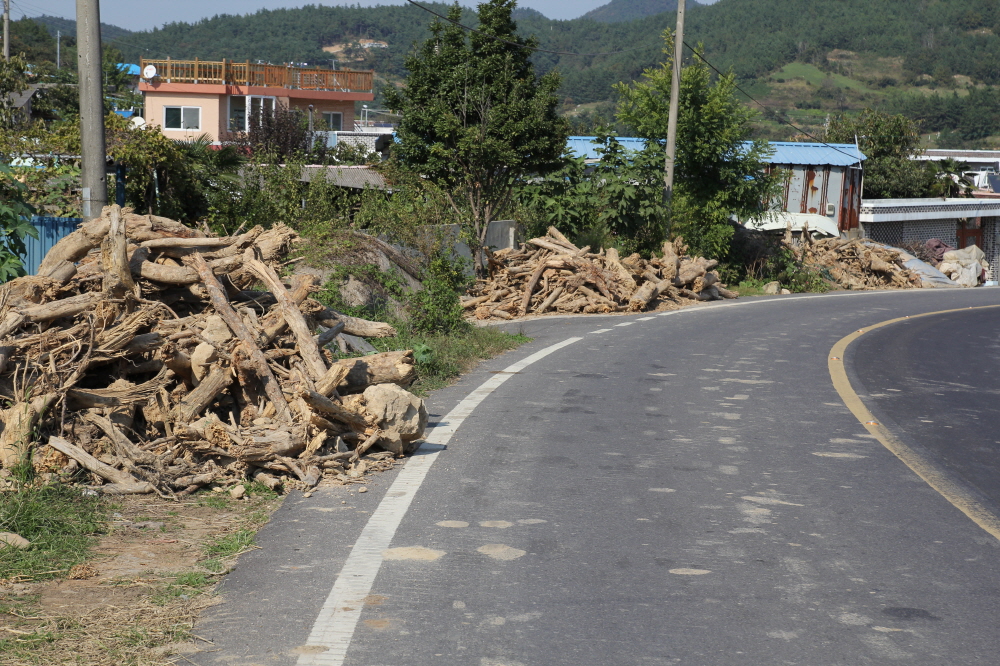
[733,278,769,297]
[772,62,870,91]
[151,571,215,606]
[370,325,530,395]
[0,483,108,581]
[204,529,256,559]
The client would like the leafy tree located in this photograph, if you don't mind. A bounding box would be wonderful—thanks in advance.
[615,39,778,259]
[0,55,31,128]
[385,0,569,272]
[519,134,669,254]
[826,109,932,199]
[0,164,38,281]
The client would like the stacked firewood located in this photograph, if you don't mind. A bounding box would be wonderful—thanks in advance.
[792,234,921,290]
[463,228,737,320]
[0,205,424,496]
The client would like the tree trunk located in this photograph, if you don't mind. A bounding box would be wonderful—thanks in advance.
[244,249,327,381]
[0,394,56,468]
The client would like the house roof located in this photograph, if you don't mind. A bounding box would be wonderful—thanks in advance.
[117,63,141,76]
[766,141,865,167]
[566,137,866,166]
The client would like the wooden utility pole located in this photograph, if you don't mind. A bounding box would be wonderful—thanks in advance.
[77,0,107,218]
[663,0,686,205]
[3,0,10,61]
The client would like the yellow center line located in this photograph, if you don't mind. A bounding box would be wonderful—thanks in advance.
[828,304,1000,542]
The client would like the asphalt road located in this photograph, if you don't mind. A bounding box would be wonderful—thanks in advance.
[192,288,1000,666]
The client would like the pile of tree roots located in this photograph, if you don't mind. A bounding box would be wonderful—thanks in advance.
[464,228,737,320]
[791,233,921,290]
[0,205,426,496]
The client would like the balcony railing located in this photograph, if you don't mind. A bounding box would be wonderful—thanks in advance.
[139,58,373,93]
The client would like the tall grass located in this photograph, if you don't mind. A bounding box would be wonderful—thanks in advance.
[0,482,107,581]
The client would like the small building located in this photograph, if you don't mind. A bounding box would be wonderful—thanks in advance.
[138,58,374,144]
[565,137,867,237]
[858,198,1000,279]
[761,142,866,236]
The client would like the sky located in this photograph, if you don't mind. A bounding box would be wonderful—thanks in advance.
[10,0,716,32]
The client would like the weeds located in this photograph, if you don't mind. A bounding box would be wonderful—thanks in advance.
[0,482,107,581]
[371,325,529,395]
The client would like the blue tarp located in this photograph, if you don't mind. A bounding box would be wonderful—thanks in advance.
[567,136,865,166]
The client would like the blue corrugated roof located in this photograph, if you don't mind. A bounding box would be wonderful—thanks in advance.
[566,136,646,161]
[765,141,865,166]
[117,63,140,76]
[566,137,865,166]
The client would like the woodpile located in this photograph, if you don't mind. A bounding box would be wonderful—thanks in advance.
[463,228,737,320]
[791,232,921,290]
[0,205,425,496]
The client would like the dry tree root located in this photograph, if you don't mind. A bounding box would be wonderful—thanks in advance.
[465,229,736,320]
[0,205,427,496]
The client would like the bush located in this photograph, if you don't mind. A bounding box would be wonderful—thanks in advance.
[407,256,470,334]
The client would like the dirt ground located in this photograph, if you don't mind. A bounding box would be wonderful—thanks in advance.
[0,487,285,665]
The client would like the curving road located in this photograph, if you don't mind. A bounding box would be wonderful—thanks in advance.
[193,288,1000,666]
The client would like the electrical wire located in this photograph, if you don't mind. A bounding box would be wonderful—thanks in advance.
[403,0,647,57]
[681,41,862,162]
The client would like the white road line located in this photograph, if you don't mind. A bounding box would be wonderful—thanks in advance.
[297,336,583,666]
[614,322,634,327]
[636,316,655,321]
[591,328,612,334]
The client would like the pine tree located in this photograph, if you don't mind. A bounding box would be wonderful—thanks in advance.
[385,0,568,271]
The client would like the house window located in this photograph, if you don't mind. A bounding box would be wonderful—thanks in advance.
[228,96,247,132]
[322,111,342,131]
[163,106,200,130]
[228,95,275,132]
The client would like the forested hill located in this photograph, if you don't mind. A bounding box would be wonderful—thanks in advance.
[582,0,695,24]
[30,0,1000,108]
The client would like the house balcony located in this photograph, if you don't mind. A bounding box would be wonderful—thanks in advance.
[139,58,373,94]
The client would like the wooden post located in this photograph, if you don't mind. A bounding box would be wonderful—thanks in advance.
[194,57,199,84]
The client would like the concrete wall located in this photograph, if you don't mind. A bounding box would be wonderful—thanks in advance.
[144,91,224,141]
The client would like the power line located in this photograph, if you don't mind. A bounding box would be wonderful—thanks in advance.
[403,0,646,57]
[681,41,862,163]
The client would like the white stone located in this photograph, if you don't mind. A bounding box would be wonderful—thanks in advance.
[763,281,782,295]
[0,532,30,549]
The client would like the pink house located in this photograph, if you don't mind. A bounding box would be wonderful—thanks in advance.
[138,58,374,143]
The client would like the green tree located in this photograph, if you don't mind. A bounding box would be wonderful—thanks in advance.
[385,0,569,272]
[826,109,932,199]
[0,54,30,128]
[615,38,777,259]
[0,164,38,281]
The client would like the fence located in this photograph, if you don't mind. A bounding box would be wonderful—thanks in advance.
[140,58,373,93]
[20,215,82,276]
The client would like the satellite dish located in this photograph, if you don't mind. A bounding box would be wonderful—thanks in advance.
[142,64,157,79]
[130,116,146,129]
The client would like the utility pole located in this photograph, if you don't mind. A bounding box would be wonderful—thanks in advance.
[663,0,686,205]
[57,30,60,69]
[77,0,107,218]
[3,0,10,61]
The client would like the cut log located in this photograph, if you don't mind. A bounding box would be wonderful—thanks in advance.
[309,303,397,338]
[170,364,233,423]
[102,205,139,300]
[315,363,352,397]
[0,394,56,468]
[46,436,154,492]
[190,252,291,422]
[36,210,111,275]
[327,351,417,394]
[244,248,328,381]
[298,389,369,428]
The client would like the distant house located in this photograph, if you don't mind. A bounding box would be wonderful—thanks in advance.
[138,58,374,144]
[565,137,867,237]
